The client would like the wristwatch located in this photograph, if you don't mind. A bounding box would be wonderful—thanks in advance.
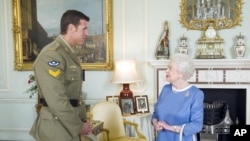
[173,125,177,132]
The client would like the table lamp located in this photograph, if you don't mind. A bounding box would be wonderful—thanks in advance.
[111,59,141,98]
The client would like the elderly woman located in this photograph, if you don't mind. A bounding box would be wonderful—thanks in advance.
[152,53,204,141]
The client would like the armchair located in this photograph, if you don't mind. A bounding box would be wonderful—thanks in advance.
[90,101,147,141]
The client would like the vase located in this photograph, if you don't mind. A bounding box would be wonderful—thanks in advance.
[178,35,188,54]
[235,45,246,59]
[234,33,246,59]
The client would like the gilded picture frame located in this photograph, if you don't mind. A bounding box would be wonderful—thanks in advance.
[12,0,113,71]
[179,0,243,30]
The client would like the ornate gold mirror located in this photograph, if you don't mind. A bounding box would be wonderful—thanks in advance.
[180,0,243,30]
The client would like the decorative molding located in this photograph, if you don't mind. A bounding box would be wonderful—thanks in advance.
[0,128,30,132]
[0,0,9,91]
[150,59,250,94]
[148,59,250,68]
[0,128,34,141]
[0,98,36,103]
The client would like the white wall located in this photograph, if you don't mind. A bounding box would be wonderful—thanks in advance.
[0,0,250,140]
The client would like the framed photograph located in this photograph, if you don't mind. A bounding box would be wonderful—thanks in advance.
[106,95,119,105]
[134,95,149,113]
[12,0,113,71]
[119,97,135,116]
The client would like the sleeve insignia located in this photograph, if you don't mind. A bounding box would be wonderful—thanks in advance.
[49,69,61,77]
[48,60,60,67]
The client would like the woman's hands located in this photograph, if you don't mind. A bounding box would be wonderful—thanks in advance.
[152,119,163,131]
[152,119,179,132]
[157,121,171,131]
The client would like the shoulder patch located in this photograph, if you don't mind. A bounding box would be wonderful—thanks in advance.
[48,60,60,67]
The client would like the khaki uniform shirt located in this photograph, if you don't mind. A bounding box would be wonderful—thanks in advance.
[30,36,86,141]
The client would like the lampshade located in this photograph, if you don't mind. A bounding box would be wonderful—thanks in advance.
[111,59,141,84]
[111,59,141,98]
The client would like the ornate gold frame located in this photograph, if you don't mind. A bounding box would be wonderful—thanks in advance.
[12,0,113,71]
[179,0,243,30]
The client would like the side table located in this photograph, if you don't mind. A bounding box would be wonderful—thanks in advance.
[123,113,154,141]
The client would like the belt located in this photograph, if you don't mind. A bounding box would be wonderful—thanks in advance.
[40,98,79,107]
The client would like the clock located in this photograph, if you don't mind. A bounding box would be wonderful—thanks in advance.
[196,23,225,59]
[205,24,217,39]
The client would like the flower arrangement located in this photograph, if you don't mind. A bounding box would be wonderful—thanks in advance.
[24,74,38,98]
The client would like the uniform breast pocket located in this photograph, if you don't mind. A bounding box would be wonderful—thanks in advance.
[65,68,81,89]
[65,66,81,81]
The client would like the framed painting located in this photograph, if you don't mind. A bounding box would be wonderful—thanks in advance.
[134,95,149,113]
[106,95,119,105]
[119,97,135,116]
[12,0,113,71]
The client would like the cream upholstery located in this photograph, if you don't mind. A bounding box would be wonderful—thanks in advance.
[90,101,147,141]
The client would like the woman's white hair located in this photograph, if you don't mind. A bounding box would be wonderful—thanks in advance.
[169,53,195,80]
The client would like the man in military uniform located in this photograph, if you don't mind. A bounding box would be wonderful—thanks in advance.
[30,10,92,141]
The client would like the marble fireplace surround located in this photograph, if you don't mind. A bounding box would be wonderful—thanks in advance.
[149,59,250,124]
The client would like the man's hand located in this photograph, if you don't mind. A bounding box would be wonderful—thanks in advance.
[81,120,92,136]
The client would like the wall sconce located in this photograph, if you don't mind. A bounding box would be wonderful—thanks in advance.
[111,59,141,98]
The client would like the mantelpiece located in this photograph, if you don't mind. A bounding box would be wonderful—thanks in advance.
[149,59,250,69]
[148,59,250,124]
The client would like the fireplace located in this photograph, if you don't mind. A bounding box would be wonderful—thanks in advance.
[150,59,250,141]
[201,88,246,125]
[199,88,246,141]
